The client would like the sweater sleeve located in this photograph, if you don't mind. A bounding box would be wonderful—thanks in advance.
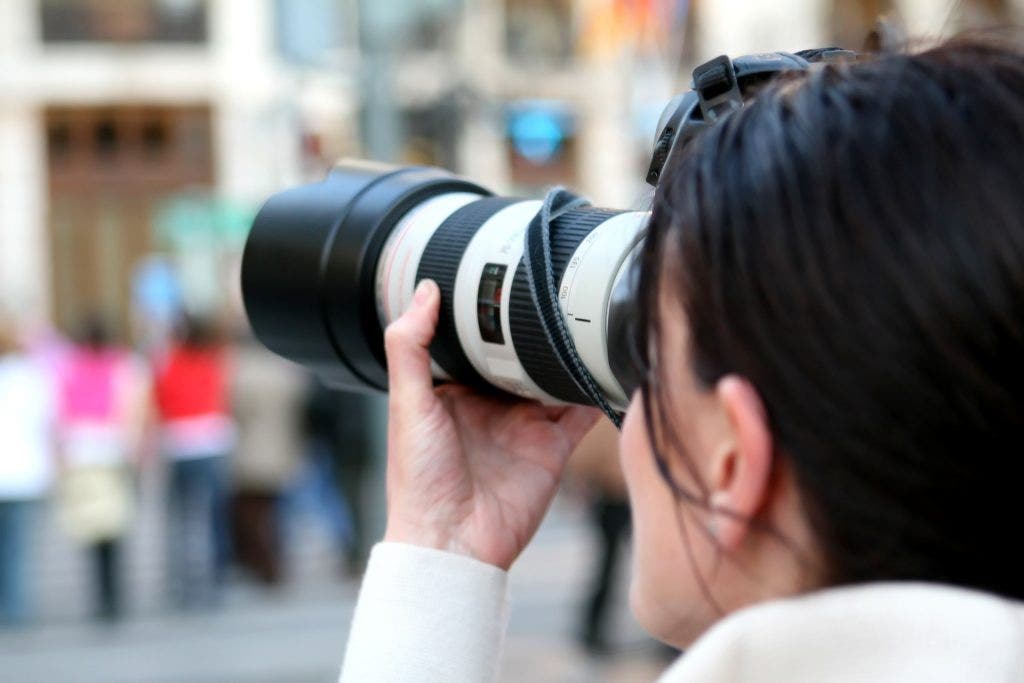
[339,542,511,683]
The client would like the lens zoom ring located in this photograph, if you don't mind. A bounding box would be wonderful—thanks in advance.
[509,208,619,404]
[417,198,521,386]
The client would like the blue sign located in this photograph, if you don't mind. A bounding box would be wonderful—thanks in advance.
[507,101,574,165]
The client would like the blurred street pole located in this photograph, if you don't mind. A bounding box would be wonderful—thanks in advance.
[356,0,404,162]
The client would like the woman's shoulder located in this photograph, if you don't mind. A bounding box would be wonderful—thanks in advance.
[658,583,1024,683]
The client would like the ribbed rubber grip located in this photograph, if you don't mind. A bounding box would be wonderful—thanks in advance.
[416,197,520,386]
[509,207,619,404]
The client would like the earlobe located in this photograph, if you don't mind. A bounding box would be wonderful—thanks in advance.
[707,489,727,541]
[708,376,774,550]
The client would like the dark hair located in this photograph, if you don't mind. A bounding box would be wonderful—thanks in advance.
[75,313,114,350]
[178,314,220,349]
[637,35,1024,601]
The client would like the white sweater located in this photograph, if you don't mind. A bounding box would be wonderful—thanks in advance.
[340,543,1024,682]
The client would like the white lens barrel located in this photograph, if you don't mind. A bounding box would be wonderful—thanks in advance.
[558,212,648,408]
[374,194,648,409]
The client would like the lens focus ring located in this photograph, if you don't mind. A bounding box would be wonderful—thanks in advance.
[416,197,521,387]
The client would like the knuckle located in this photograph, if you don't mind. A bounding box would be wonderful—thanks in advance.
[383,321,407,350]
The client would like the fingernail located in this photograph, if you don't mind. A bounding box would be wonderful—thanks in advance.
[414,279,433,304]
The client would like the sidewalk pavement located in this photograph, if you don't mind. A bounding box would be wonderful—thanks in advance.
[0,492,671,683]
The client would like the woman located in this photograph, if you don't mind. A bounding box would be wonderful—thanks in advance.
[341,37,1024,681]
[56,315,145,621]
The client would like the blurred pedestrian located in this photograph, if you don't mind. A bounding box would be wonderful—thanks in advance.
[154,316,234,608]
[297,380,358,573]
[230,336,306,585]
[0,317,56,626]
[55,314,147,622]
[565,418,630,654]
[302,386,374,575]
[335,393,376,573]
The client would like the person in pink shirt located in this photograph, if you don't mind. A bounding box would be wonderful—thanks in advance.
[56,315,146,622]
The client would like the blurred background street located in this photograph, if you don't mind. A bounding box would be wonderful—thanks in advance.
[0,1,1020,681]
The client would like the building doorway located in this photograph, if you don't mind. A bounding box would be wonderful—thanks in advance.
[45,105,213,341]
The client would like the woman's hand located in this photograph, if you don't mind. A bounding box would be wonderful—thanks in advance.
[383,279,600,570]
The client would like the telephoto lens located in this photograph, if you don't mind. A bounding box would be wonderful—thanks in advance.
[241,160,647,412]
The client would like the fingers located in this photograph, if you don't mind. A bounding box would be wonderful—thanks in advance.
[384,279,441,409]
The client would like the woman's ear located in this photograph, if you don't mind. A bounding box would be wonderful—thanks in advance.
[707,375,774,550]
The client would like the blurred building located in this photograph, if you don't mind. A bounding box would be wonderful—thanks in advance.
[1,0,1020,339]
[0,0,358,336]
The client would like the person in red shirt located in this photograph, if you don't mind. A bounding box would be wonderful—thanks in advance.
[153,316,234,609]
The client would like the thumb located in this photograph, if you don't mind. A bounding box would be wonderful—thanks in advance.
[384,279,441,407]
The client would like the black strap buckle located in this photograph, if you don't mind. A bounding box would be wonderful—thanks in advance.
[693,55,743,122]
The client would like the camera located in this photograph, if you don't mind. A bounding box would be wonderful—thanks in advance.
[241,51,843,416]
[242,160,645,411]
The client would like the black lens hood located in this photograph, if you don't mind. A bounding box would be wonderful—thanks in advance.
[241,161,489,391]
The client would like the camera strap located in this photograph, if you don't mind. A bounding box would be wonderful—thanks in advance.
[523,188,624,428]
